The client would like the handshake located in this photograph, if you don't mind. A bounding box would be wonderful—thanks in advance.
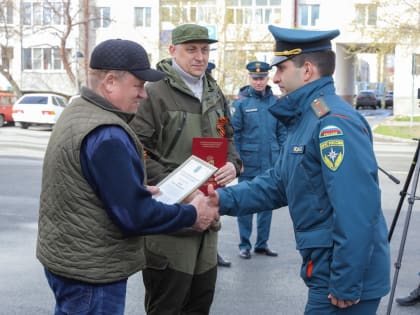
[187,184,221,232]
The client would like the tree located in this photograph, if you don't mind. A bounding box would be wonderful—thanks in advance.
[0,0,106,96]
[349,0,420,91]
[0,0,22,95]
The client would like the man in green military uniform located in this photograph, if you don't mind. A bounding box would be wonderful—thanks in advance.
[130,24,242,314]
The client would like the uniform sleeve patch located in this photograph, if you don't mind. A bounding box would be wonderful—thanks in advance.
[319,125,343,138]
[320,139,344,171]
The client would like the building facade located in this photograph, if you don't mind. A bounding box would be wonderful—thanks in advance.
[1,0,419,115]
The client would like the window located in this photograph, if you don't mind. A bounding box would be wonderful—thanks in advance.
[226,0,281,24]
[0,1,14,24]
[355,4,377,26]
[22,1,66,26]
[94,7,111,28]
[43,2,65,25]
[134,7,151,27]
[161,1,217,24]
[298,4,320,27]
[22,47,70,71]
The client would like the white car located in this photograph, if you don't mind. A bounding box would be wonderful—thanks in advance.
[12,93,67,129]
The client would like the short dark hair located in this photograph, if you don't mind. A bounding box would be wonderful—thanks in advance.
[291,50,336,77]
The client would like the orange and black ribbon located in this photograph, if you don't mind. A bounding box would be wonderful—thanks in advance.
[217,116,229,137]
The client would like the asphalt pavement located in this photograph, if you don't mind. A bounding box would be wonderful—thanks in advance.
[1,122,420,315]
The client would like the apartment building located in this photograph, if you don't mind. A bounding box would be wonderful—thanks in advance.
[1,0,419,115]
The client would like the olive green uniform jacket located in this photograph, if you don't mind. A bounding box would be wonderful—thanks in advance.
[130,58,242,275]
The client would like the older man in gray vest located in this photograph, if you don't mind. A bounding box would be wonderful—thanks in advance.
[36,38,218,315]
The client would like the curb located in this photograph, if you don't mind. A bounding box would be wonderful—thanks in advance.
[373,133,417,143]
[372,118,420,143]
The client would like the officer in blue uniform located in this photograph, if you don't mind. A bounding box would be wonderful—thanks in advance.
[230,61,286,259]
[208,26,390,315]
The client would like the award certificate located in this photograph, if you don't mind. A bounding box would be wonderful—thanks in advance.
[153,155,218,204]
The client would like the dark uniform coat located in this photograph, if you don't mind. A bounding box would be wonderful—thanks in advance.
[218,76,390,303]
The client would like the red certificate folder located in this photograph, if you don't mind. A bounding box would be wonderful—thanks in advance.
[192,137,228,195]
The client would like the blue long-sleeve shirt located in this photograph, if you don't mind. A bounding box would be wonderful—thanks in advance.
[80,125,196,236]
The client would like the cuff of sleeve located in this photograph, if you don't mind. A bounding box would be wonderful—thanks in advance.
[184,204,197,226]
[217,188,232,215]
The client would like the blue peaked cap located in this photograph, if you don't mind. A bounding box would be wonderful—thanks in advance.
[268,25,340,66]
[246,61,270,78]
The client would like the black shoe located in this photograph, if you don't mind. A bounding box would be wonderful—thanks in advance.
[254,247,278,257]
[396,287,420,306]
[217,253,231,267]
[239,249,251,259]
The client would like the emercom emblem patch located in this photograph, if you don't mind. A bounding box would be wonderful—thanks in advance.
[320,139,344,171]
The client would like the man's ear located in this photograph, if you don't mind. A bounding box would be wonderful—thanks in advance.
[103,72,116,91]
[169,44,176,57]
[303,62,316,81]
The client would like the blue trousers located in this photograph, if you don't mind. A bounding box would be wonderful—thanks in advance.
[237,210,273,250]
[44,268,127,315]
[305,290,381,315]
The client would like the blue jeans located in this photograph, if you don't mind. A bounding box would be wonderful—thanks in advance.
[44,268,127,315]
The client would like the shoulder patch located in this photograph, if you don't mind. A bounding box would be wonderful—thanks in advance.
[319,125,343,138]
[311,98,330,118]
[320,139,344,171]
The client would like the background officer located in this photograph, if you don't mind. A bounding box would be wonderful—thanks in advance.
[230,61,286,259]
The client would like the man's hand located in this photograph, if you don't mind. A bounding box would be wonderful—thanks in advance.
[189,194,219,231]
[214,162,236,187]
[146,185,160,196]
[207,184,220,208]
[182,189,204,203]
[328,294,360,309]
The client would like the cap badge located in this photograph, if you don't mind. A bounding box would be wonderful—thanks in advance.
[274,48,302,57]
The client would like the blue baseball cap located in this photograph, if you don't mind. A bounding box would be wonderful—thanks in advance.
[246,61,270,78]
[268,26,340,66]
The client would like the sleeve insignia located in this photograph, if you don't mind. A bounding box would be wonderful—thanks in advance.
[320,139,344,171]
[319,125,343,138]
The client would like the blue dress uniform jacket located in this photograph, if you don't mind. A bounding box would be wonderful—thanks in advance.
[231,85,285,178]
[218,76,390,302]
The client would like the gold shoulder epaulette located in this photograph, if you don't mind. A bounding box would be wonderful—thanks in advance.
[311,98,330,118]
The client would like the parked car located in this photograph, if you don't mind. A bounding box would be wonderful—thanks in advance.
[12,93,67,129]
[375,91,384,108]
[355,90,379,110]
[0,92,17,127]
[384,90,394,109]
